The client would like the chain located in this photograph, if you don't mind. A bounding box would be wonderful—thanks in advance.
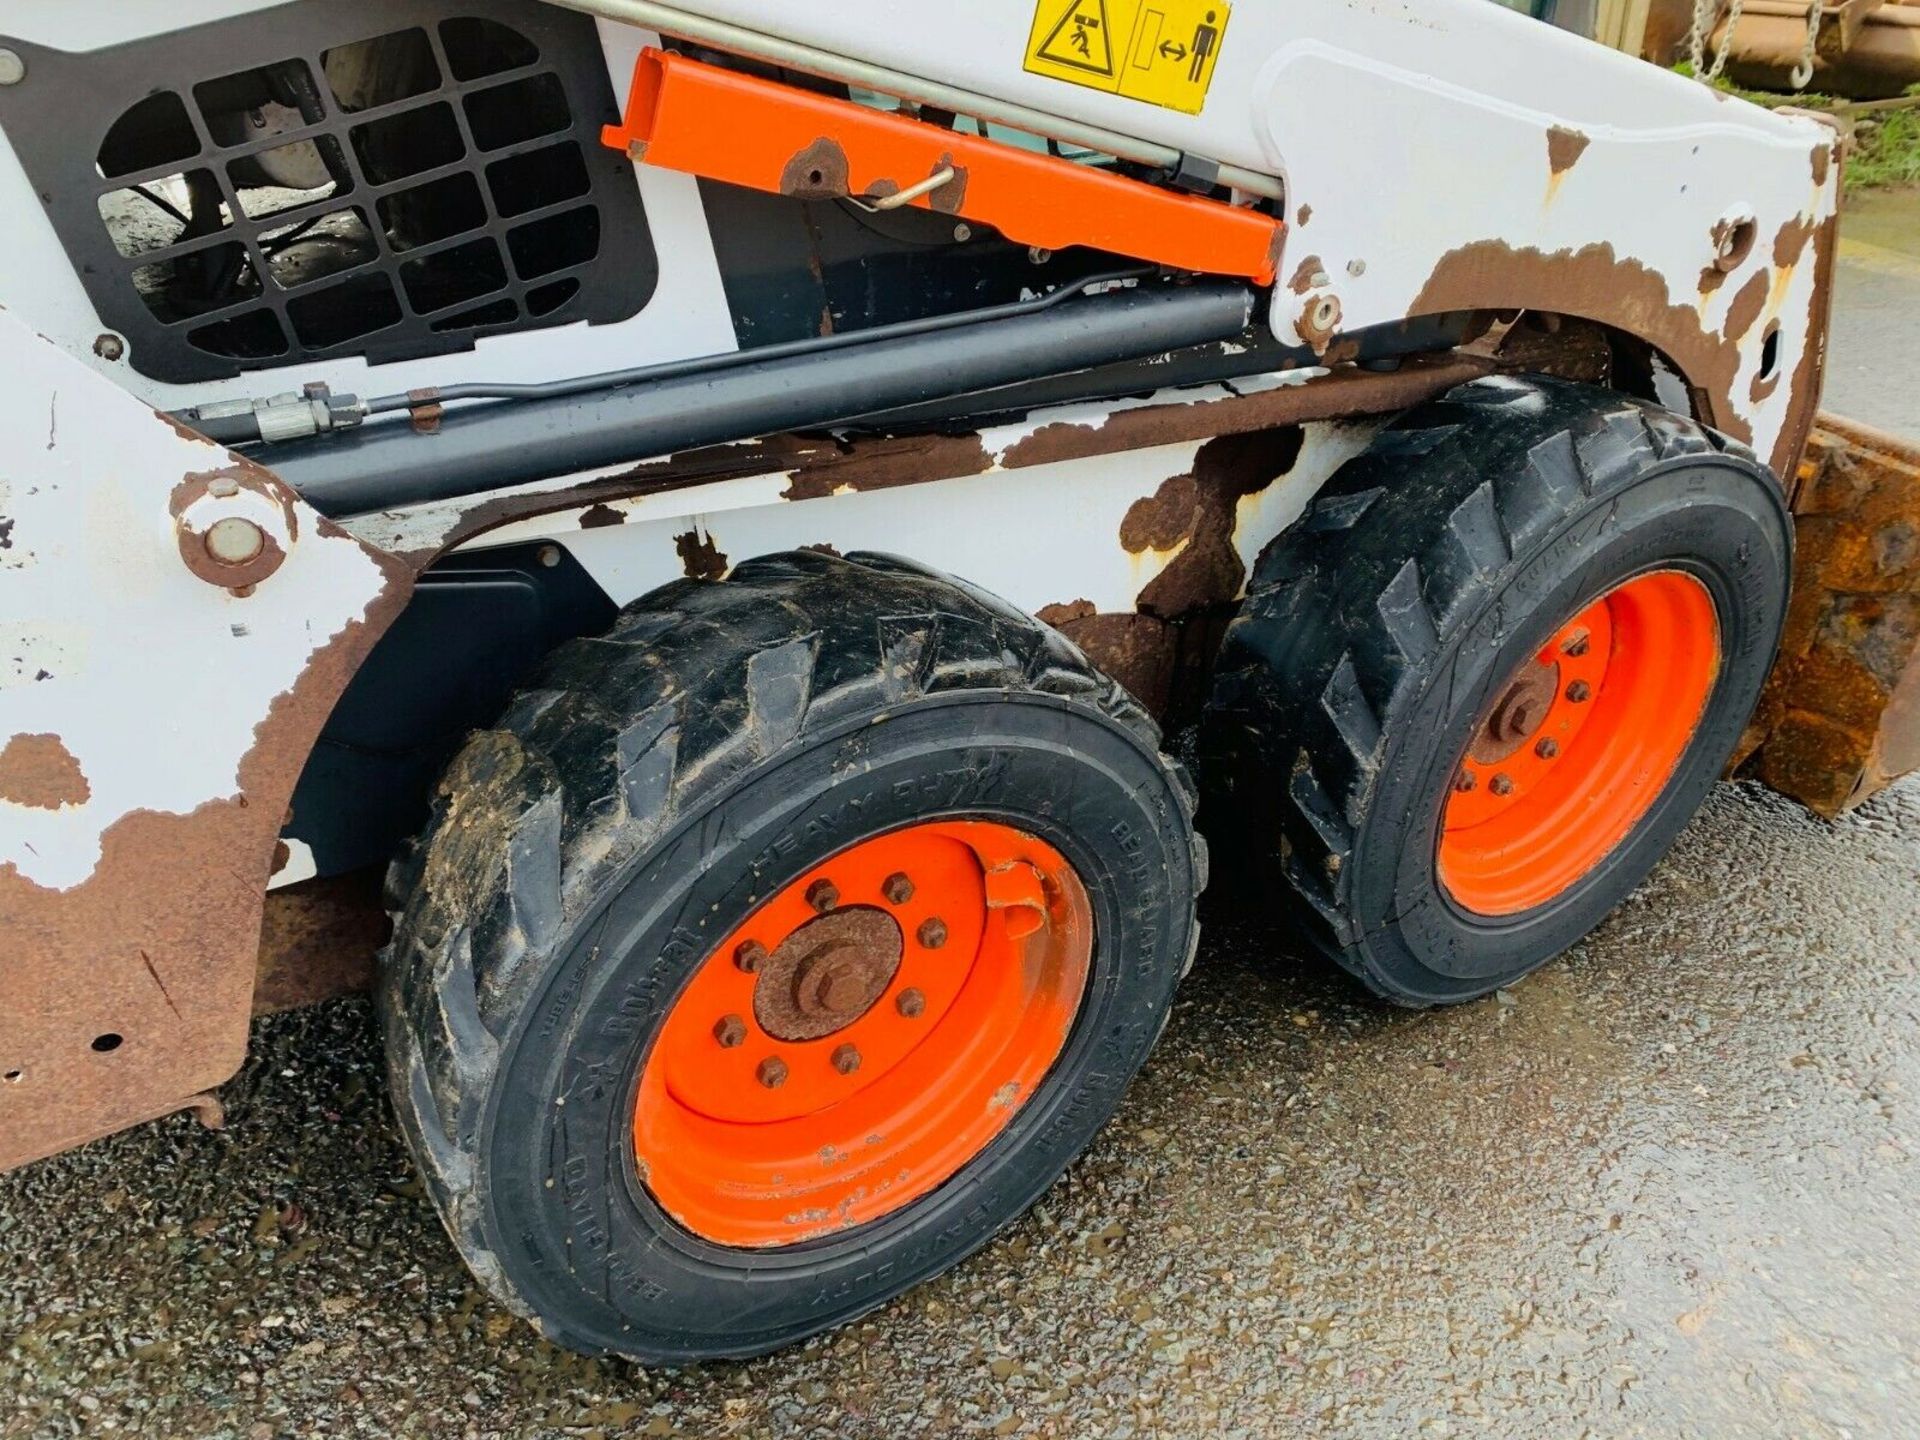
[1687,0,1744,85]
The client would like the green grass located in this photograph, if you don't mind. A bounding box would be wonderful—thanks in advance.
[1672,67,1920,192]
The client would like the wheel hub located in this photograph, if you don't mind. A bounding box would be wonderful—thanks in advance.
[1469,659,1561,763]
[756,907,903,1041]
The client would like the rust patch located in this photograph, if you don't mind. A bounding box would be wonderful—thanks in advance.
[1,482,412,1171]
[929,152,968,214]
[252,869,389,1015]
[1741,415,1920,816]
[577,502,626,529]
[1773,214,1817,271]
[1036,599,1097,626]
[406,388,443,435]
[1767,215,1838,483]
[1295,203,1312,227]
[1722,270,1771,344]
[780,433,997,503]
[1295,292,1343,358]
[780,137,851,199]
[1287,255,1326,296]
[1121,428,1306,618]
[1546,125,1590,175]
[0,733,91,810]
[1811,144,1831,187]
[1409,239,1757,446]
[1052,612,1178,716]
[675,527,728,580]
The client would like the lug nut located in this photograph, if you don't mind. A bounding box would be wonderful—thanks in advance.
[756,1056,788,1089]
[806,878,840,913]
[1535,737,1560,760]
[917,917,948,950]
[1562,629,1591,658]
[1566,680,1592,704]
[896,987,926,1018]
[1455,769,1477,794]
[713,1014,746,1048]
[734,939,766,974]
[831,1043,862,1075]
[1490,773,1515,797]
[882,872,915,905]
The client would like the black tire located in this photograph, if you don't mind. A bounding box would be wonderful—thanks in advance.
[1202,375,1791,1006]
[379,550,1204,1362]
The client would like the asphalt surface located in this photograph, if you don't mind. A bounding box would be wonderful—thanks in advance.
[7,195,1920,1440]
[4,776,1919,1439]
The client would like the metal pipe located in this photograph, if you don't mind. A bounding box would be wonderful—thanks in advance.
[542,0,1287,201]
[272,280,1255,517]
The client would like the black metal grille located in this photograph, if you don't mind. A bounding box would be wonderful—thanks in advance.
[0,0,657,382]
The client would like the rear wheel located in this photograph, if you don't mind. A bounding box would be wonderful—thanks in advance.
[380,550,1203,1361]
[1203,376,1792,1005]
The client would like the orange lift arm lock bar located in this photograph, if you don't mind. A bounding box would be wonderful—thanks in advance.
[602,48,1286,286]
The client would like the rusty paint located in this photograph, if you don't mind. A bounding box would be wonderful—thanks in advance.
[675,527,728,580]
[1121,428,1306,618]
[1295,203,1312,227]
[1722,270,1771,344]
[1772,213,1817,271]
[1051,611,1178,716]
[1295,292,1343,358]
[1766,215,1838,484]
[930,152,968,214]
[779,137,852,199]
[1408,238,1767,448]
[0,486,412,1175]
[251,869,389,1015]
[1036,599,1097,626]
[406,388,444,435]
[1741,415,1920,817]
[1287,255,1326,296]
[1810,143,1832,187]
[1546,125,1590,175]
[577,502,626,529]
[0,733,91,810]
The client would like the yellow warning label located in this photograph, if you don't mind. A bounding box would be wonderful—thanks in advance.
[1023,0,1229,115]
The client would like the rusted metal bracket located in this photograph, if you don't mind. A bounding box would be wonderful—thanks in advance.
[602,47,1286,284]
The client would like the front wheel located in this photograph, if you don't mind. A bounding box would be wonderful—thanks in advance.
[1203,376,1792,1006]
[380,550,1204,1361]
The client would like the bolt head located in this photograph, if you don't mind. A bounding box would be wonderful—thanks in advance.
[203,516,266,566]
[0,49,24,86]
[831,1043,862,1075]
[1566,680,1593,704]
[1454,768,1477,794]
[713,1014,746,1048]
[896,987,925,1018]
[881,872,915,905]
[756,1056,788,1088]
[806,878,839,913]
[916,917,948,950]
[1490,773,1515,797]
[1561,629,1591,658]
[1535,737,1560,760]
[953,222,973,242]
[734,939,767,974]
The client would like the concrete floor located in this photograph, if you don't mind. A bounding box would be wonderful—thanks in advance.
[4,777,1918,1440]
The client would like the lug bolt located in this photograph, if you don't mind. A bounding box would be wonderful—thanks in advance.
[831,1043,862,1075]
[806,878,840,913]
[1562,629,1591,658]
[1455,769,1477,794]
[896,987,926,1018]
[882,872,915,905]
[713,1014,746,1048]
[1566,680,1592,704]
[917,917,948,950]
[1536,737,1560,760]
[1490,773,1515,797]
[756,1056,788,1089]
[734,939,766,974]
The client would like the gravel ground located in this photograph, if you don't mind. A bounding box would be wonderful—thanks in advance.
[4,777,1918,1439]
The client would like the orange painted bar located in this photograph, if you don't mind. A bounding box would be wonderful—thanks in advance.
[602,48,1283,285]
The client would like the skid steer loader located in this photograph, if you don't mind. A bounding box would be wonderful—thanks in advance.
[3,0,1915,1363]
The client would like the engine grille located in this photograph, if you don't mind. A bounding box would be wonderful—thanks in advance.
[0,0,657,382]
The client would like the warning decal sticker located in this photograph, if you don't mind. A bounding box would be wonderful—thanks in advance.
[1023,0,1229,114]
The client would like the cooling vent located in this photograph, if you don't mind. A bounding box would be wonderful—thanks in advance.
[0,0,657,382]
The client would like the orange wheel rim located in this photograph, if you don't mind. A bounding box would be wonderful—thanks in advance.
[1438,570,1720,917]
[632,819,1094,1248]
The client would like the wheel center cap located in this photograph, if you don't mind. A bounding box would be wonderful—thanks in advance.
[1469,659,1561,763]
[755,907,903,1042]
